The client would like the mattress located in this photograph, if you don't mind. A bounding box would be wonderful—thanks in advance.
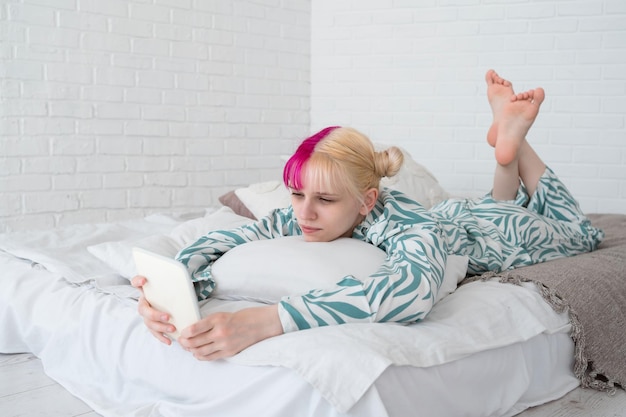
[0,208,581,417]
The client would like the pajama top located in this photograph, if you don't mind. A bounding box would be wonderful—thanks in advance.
[176,167,604,333]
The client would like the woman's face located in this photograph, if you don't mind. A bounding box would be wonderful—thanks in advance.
[289,184,368,242]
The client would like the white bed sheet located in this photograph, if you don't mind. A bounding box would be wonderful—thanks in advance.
[0,211,580,416]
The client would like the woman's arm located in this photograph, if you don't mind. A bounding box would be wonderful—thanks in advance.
[277,224,447,332]
[278,189,448,332]
[134,208,297,351]
[132,274,284,356]
[178,305,283,360]
[176,207,299,299]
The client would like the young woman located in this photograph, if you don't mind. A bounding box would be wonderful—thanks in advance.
[132,70,604,361]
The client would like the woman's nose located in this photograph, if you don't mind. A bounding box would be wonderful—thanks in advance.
[299,199,316,220]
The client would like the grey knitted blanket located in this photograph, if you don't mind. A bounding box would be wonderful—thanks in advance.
[463,213,626,393]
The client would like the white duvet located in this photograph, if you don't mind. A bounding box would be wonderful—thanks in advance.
[0,208,574,414]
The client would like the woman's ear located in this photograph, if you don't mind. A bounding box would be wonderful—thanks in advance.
[360,188,379,215]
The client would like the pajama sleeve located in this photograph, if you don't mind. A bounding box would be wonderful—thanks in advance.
[176,208,297,300]
[278,190,449,333]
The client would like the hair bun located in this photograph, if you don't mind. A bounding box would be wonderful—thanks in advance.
[374,146,404,178]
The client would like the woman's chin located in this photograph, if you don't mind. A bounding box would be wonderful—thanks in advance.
[301,232,330,243]
[302,234,323,242]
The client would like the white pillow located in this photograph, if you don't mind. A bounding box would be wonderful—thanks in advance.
[234,181,292,219]
[211,236,467,304]
[168,206,253,246]
[88,234,182,279]
[376,144,450,209]
[439,253,469,298]
[87,207,253,279]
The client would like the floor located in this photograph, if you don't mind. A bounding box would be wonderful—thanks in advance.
[1,352,625,417]
[0,353,97,417]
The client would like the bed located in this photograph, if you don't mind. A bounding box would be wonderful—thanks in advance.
[1,152,624,417]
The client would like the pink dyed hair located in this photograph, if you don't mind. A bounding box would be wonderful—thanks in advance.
[283,126,340,189]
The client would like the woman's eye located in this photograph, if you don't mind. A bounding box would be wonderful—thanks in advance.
[319,197,334,203]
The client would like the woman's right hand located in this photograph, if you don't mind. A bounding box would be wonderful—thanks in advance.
[131,275,176,345]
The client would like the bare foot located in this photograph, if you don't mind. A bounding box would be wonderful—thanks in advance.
[495,87,545,166]
[485,69,514,147]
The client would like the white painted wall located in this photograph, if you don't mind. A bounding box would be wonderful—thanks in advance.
[0,0,310,232]
[311,0,626,215]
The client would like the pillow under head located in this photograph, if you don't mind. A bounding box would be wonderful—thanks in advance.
[211,236,467,305]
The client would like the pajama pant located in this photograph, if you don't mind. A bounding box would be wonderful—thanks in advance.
[431,167,605,275]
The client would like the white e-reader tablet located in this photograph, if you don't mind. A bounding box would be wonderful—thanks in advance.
[132,247,201,339]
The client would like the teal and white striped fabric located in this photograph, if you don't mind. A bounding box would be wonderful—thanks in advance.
[432,167,604,275]
[176,167,604,333]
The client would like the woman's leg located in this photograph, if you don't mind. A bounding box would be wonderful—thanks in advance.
[485,70,546,200]
[479,71,604,267]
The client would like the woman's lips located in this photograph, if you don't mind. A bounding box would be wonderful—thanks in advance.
[299,225,320,234]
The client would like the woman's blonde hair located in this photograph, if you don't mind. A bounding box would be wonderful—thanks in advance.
[283,126,404,203]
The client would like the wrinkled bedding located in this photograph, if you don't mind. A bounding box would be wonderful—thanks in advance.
[2,208,618,416]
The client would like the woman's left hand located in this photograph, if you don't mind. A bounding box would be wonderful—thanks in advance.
[178,305,283,361]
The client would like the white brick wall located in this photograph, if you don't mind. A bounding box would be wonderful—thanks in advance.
[311,0,626,215]
[3,1,624,234]
[1,0,311,232]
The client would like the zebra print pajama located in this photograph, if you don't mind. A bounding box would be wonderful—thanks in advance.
[176,167,604,333]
